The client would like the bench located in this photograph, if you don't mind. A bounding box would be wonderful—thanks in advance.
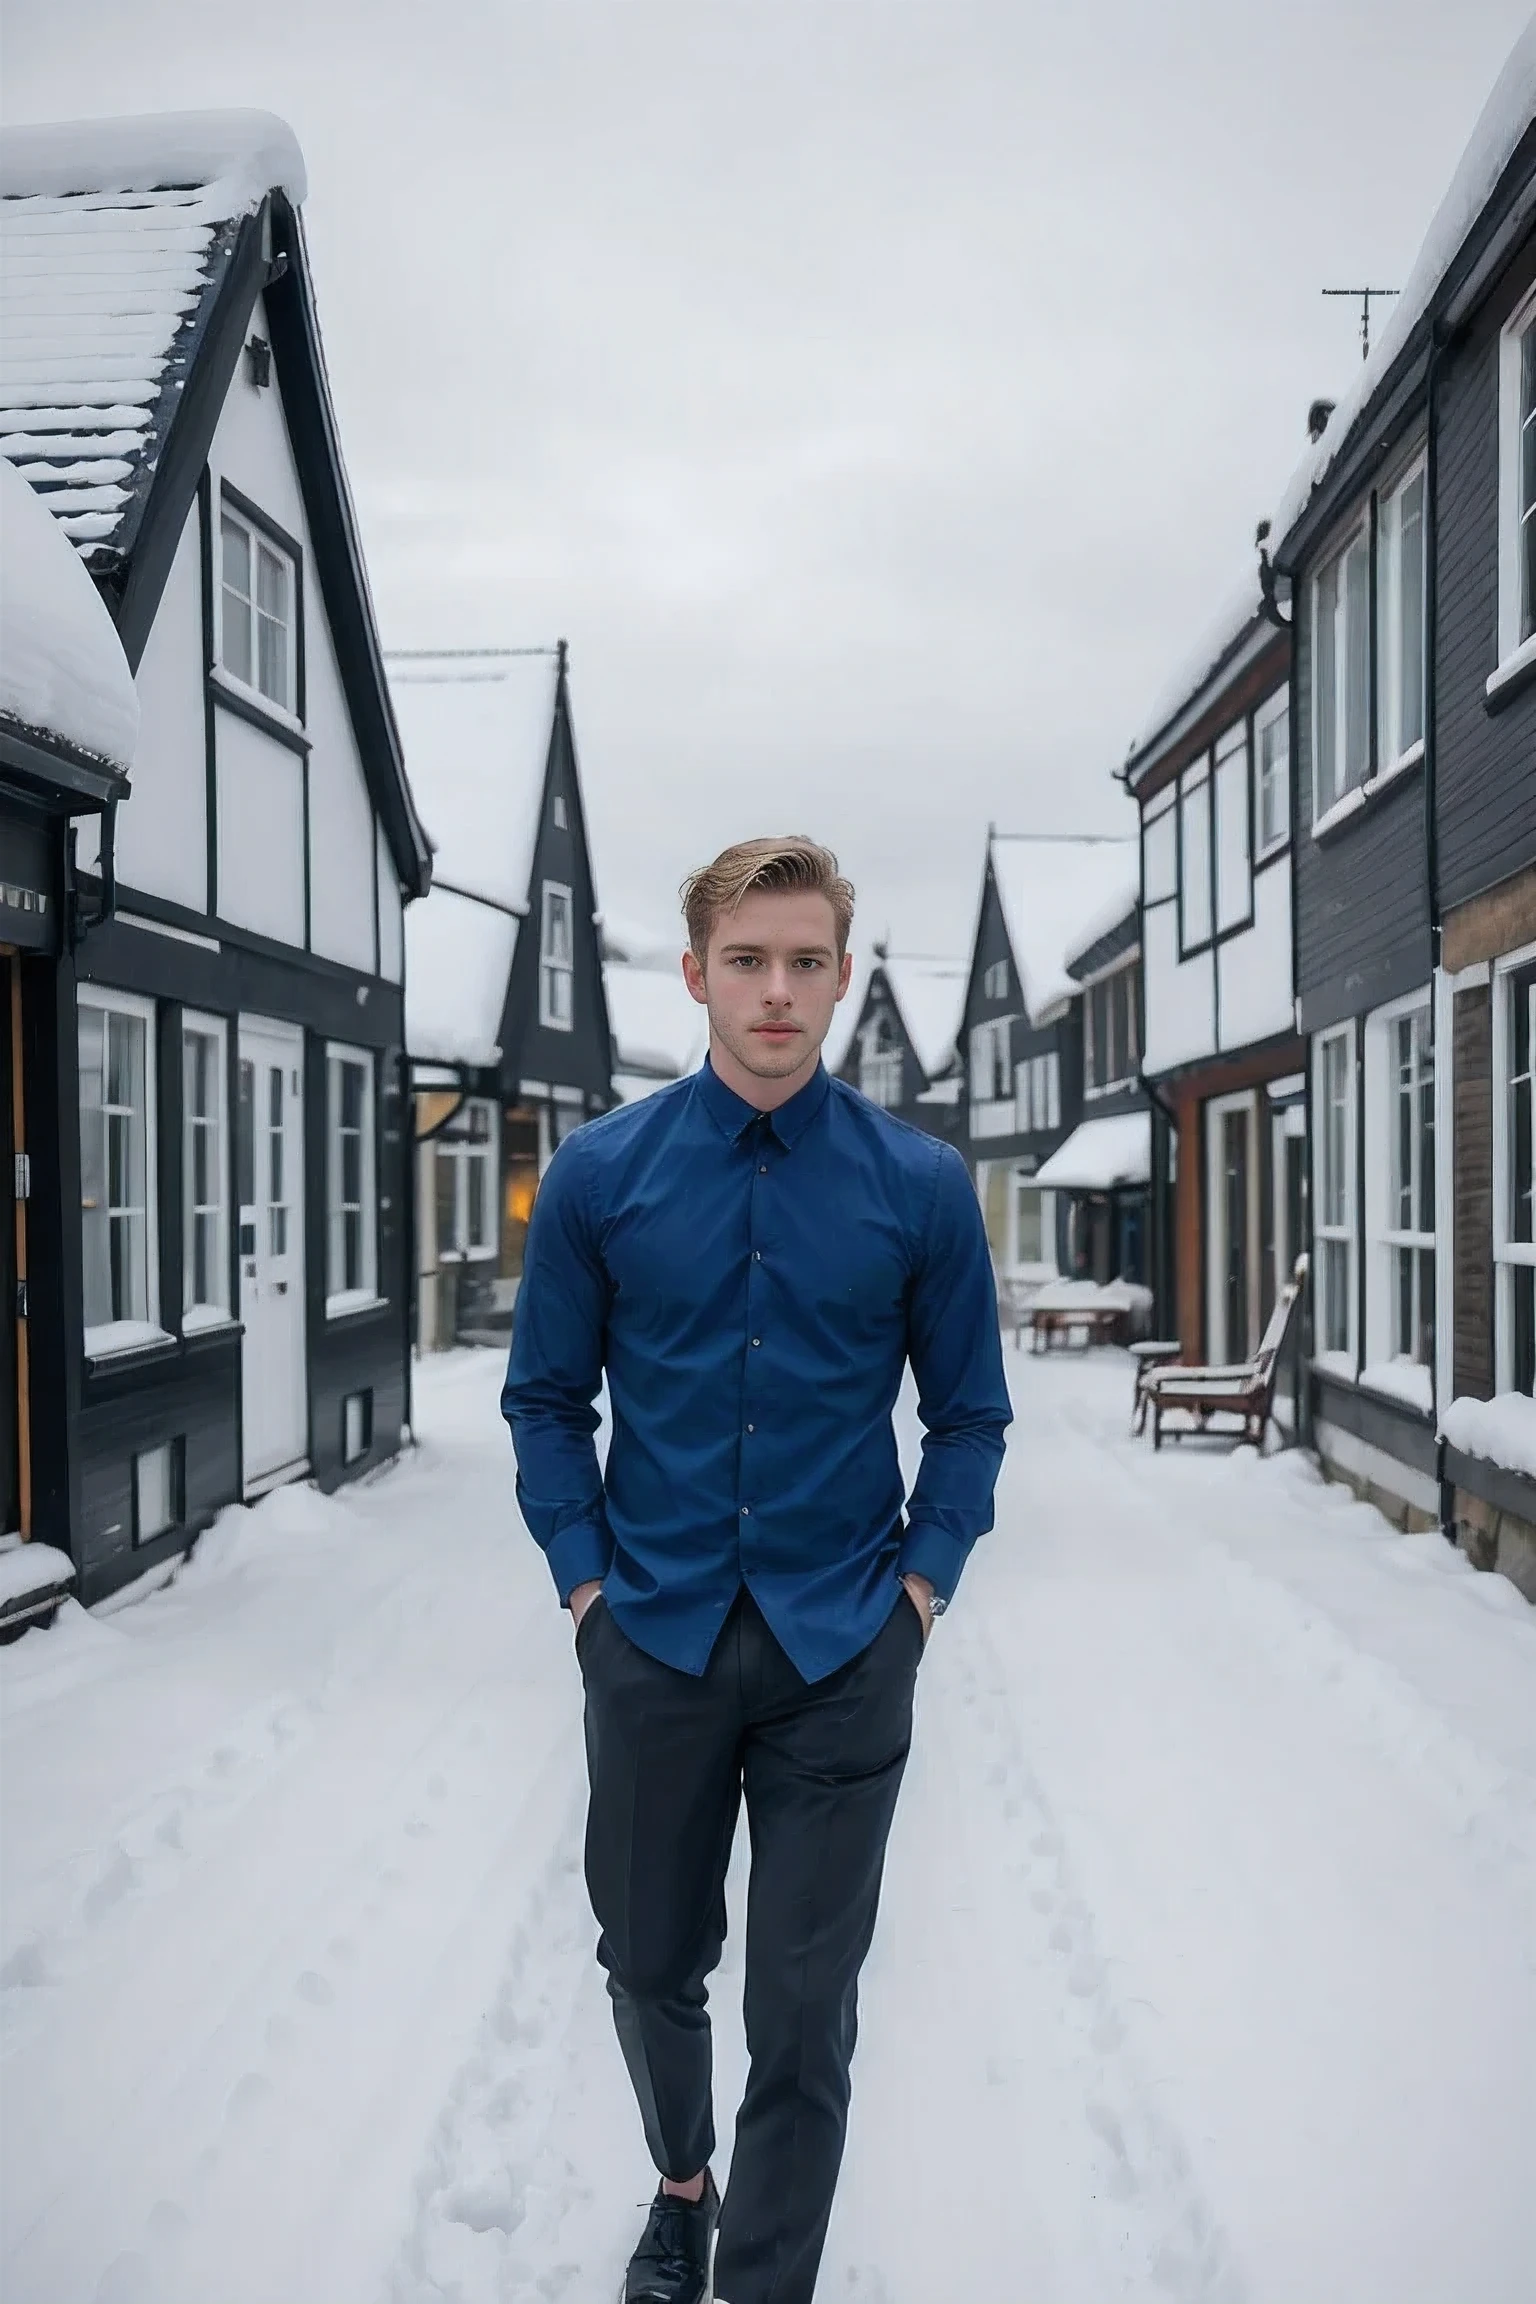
[1141,1270,1305,1452]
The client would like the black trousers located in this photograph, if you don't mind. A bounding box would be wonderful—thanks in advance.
[578,1585,922,2304]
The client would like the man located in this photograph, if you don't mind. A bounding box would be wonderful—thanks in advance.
[503,836,1010,2303]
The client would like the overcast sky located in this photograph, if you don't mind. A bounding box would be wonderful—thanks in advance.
[6,1,1533,963]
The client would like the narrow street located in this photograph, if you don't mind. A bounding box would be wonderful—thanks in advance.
[3,1345,1534,2304]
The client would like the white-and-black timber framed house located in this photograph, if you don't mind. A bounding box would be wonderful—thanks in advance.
[958,830,1142,1283]
[390,645,614,1351]
[1121,584,1306,1382]
[0,113,433,1607]
[830,944,965,1142]
[1271,31,1536,1551]
[1036,893,1154,1290]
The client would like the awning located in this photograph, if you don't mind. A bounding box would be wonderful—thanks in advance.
[1032,1111,1151,1192]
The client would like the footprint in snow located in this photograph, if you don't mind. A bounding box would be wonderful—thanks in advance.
[296,1969,334,2007]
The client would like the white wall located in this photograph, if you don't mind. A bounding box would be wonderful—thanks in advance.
[1142,901,1215,1074]
[111,502,208,908]
[377,819,404,983]
[216,710,305,944]
[1217,855,1293,1050]
[207,295,378,964]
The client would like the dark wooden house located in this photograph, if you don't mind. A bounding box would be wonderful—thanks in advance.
[1271,27,1536,1541]
[830,944,966,1140]
[1121,583,1305,1379]
[957,831,1141,1282]
[0,112,433,1606]
[391,645,614,1349]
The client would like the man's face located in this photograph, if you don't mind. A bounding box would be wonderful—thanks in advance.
[683,887,852,1085]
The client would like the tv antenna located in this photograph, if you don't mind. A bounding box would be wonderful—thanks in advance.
[1322,285,1400,361]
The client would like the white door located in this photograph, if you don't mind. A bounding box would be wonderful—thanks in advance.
[238,1018,307,1489]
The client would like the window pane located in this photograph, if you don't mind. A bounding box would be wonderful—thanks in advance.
[467,1148,487,1248]
[1396,1021,1414,1231]
[257,542,287,618]
[342,1060,365,1135]
[1417,1016,1436,1236]
[237,1058,256,1209]
[1513,1267,1535,1396]
[1143,806,1176,902]
[221,516,251,600]
[1315,561,1338,807]
[223,588,253,685]
[1323,1238,1350,1352]
[1214,733,1250,932]
[1344,535,1370,790]
[1397,474,1425,754]
[78,1007,111,1326]
[258,612,288,708]
[436,1143,459,1255]
[1180,772,1211,947]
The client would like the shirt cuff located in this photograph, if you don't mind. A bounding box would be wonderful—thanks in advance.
[545,1514,614,1607]
[897,1518,971,1607]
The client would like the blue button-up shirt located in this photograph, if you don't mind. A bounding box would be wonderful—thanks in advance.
[501,1058,1011,1682]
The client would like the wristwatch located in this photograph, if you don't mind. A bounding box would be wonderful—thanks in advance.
[904,1575,946,1620]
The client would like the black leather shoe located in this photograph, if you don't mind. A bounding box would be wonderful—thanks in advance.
[622,2169,720,2303]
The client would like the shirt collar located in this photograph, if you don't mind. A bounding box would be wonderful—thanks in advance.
[694,1054,831,1148]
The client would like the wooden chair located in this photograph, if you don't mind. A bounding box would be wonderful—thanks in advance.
[1142,1275,1304,1452]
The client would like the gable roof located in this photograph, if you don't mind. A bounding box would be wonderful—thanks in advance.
[0,452,137,788]
[987,836,1139,1021]
[869,954,966,1080]
[0,109,430,894]
[1272,20,1536,560]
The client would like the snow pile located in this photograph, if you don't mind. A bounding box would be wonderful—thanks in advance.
[0,112,307,552]
[0,1542,74,1605]
[1361,1359,1435,1416]
[1443,1391,1536,1483]
[989,836,1139,1020]
[603,957,706,1084]
[1033,1111,1151,1191]
[1026,1275,1155,1317]
[404,885,517,1069]
[0,455,137,768]
[1272,19,1536,551]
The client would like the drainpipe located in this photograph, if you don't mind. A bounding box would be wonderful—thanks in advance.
[70,798,119,948]
[1140,1066,1179,1338]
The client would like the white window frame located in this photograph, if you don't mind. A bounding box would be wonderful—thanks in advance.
[435,1096,499,1261]
[325,1043,378,1314]
[968,1017,1011,1103]
[1311,518,1371,823]
[1494,283,1536,691]
[1376,456,1427,775]
[1362,989,1435,1385]
[1313,1022,1358,1370]
[983,959,1010,1001]
[1254,690,1290,860]
[78,986,163,1356]
[216,499,298,718]
[1178,761,1212,954]
[539,881,575,1031]
[1493,938,1536,1395]
[182,1011,231,1330]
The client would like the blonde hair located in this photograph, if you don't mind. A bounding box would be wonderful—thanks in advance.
[680,836,855,961]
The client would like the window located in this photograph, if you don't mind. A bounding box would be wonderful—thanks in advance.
[1313,523,1371,815]
[1497,296,1536,670]
[1377,463,1425,767]
[540,882,574,1031]
[133,1441,182,1544]
[1027,1050,1060,1131]
[78,990,158,1348]
[1143,790,1177,904]
[435,1097,498,1259]
[1015,1060,1033,1133]
[983,959,1010,1000]
[1315,1025,1356,1361]
[326,1045,377,1309]
[1213,721,1251,933]
[1179,764,1211,951]
[1255,692,1290,857]
[969,1017,1011,1103]
[182,1016,229,1326]
[1369,1000,1435,1372]
[1087,964,1142,1092]
[342,1390,373,1466]
[859,1049,903,1107]
[220,504,295,714]
[1495,957,1536,1395]
[552,793,568,829]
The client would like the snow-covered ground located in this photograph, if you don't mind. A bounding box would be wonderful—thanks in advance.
[3,1348,1535,2304]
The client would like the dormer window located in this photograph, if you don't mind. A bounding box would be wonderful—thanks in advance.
[220,504,295,714]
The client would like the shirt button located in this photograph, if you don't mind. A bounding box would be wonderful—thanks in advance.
[740,1504,751,1517]
[746,1422,755,1434]
[752,1250,762,1262]
[759,1164,768,1175]
[751,1337,762,1348]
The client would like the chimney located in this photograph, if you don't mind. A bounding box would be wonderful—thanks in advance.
[1307,397,1336,443]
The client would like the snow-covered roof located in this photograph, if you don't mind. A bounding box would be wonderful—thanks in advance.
[1125,572,1270,768]
[388,657,557,911]
[0,452,137,771]
[877,955,966,1079]
[0,110,307,558]
[1063,881,1140,977]
[989,838,1140,1020]
[1033,1112,1151,1192]
[604,959,708,1081]
[601,913,685,969]
[1272,20,1536,555]
[404,885,517,1070]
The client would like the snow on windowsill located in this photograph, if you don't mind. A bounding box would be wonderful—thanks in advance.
[1310,788,1369,842]
[1442,1392,1536,1484]
[1485,631,1536,703]
[1313,1349,1358,1385]
[1360,1359,1435,1415]
[208,664,306,740]
[1366,741,1425,797]
[183,1305,239,1337]
[0,1542,75,1604]
[84,1320,175,1362]
[325,1289,388,1322]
